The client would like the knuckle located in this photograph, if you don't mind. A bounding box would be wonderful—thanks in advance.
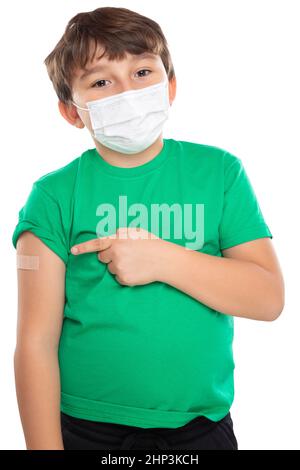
[115,261,125,272]
[113,245,123,259]
[118,276,129,285]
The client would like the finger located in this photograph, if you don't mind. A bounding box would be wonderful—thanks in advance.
[98,247,113,264]
[71,236,113,255]
[107,260,117,275]
[115,274,127,285]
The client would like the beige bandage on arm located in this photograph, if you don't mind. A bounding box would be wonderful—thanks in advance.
[16,254,40,270]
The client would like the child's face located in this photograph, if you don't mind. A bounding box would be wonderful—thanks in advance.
[60,45,176,136]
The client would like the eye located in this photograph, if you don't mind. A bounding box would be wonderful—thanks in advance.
[136,69,152,78]
[91,79,109,88]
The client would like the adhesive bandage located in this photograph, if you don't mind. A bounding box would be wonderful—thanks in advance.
[16,254,40,270]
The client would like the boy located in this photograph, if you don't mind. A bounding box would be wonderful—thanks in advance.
[12,6,284,450]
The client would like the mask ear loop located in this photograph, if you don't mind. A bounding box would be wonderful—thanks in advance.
[72,101,89,111]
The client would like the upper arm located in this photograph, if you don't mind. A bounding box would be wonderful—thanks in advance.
[222,237,285,310]
[219,153,273,250]
[15,231,66,351]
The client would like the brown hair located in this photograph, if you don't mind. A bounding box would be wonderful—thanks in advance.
[44,6,175,105]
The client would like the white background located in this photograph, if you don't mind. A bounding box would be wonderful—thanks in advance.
[1,0,299,450]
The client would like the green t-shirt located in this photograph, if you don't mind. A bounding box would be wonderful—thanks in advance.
[12,138,273,428]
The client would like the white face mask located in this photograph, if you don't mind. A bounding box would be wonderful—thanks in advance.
[72,78,170,154]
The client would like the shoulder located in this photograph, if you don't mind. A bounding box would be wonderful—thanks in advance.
[33,155,80,193]
[170,139,243,186]
[31,149,88,201]
[171,138,241,171]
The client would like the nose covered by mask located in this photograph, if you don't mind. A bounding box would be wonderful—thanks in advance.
[72,78,170,154]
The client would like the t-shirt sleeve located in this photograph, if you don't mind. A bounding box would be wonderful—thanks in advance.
[12,182,69,265]
[219,152,273,250]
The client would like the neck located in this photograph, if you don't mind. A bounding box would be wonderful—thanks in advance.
[93,134,164,169]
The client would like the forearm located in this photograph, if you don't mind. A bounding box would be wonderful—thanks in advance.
[14,345,64,450]
[157,241,282,321]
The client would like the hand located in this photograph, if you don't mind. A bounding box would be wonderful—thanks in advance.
[70,227,169,286]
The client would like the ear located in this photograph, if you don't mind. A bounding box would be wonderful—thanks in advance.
[168,76,177,106]
[58,100,85,128]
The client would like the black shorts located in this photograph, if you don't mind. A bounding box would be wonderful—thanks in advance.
[61,411,238,450]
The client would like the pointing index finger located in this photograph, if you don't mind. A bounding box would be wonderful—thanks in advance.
[71,236,114,255]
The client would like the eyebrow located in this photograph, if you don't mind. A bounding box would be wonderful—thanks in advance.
[79,52,157,80]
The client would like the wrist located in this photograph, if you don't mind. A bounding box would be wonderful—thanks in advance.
[155,239,184,284]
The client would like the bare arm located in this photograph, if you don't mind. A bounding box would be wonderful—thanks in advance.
[14,231,66,450]
[156,237,285,321]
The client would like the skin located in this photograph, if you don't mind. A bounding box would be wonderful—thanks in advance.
[59,47,177,169]
[15,45,285,450]
[15,231,65,450]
